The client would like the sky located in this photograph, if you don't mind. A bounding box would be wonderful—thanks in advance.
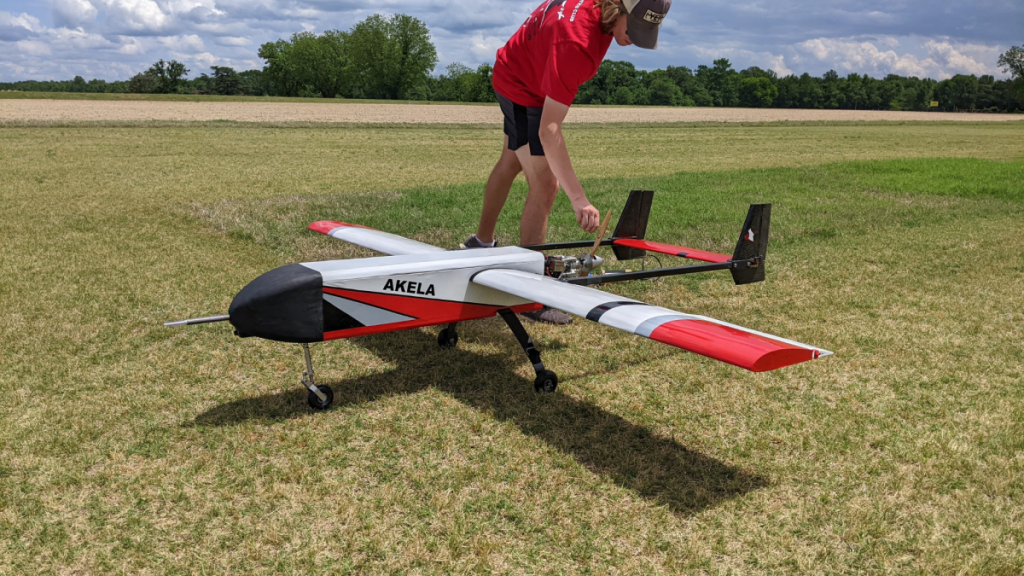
[0,0,1020,83]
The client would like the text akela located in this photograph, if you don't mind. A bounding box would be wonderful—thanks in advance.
[383,278,436,296]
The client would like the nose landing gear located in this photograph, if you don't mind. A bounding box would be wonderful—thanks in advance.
[301,343,334,410]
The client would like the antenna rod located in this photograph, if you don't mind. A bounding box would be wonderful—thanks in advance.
[164,315,230,327]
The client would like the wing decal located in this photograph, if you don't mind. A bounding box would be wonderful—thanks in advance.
[612,239,732,264]
[309,221,445,256]
[585,301,649,322]
[472,269,831,372]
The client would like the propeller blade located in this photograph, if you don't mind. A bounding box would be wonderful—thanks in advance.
[590,210,613,258]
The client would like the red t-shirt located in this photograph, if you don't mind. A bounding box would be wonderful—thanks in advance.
[493,0,613,107]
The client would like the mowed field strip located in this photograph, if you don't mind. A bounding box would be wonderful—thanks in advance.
[2,97,1023,124]
[1,119,1023,573]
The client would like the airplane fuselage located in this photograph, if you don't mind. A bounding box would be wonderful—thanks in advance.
[228,247,545,343]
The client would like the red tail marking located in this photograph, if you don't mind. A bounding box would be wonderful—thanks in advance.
[612,239,731,264]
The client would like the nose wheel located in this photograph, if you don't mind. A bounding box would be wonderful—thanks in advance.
[307,384,334,410]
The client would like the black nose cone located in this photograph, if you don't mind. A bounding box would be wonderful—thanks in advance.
[229,263,324,343]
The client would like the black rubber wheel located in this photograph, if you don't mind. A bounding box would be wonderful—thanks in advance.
[307,385,334,410]
[534,370,558,394]
[437,328,459,349]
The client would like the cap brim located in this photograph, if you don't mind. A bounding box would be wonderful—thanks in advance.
[626,13,660,50]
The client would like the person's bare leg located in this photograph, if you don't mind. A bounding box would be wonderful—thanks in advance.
[475,137,522,244]
[514,149,559,245]
[513,149,574,325]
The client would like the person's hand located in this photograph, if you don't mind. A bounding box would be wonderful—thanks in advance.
[572,199,600,234]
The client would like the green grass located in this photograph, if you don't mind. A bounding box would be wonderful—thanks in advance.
[1,122,1023,574]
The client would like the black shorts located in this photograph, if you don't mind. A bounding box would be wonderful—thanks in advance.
[497,92,545,156]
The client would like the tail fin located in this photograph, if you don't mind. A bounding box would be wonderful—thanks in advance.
[611,189,654,261]
[731,204,771,285]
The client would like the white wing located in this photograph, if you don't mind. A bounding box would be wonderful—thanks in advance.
[310,221,445,256]
[472,269,831,373]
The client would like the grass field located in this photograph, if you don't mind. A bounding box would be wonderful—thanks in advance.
[1,121,1023,574]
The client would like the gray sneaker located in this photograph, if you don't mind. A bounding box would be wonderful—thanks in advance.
[460,234,498,249]
[521,306,573,326]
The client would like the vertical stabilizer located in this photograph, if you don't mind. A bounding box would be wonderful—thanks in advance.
[731,204,771,285]
[612,190,655,261]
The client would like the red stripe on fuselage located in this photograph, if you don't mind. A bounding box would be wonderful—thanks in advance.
[612,239,732,264]
[321,288,541,340]
[648,319,817,372]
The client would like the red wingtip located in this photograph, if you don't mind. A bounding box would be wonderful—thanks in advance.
[309,221,372,235]
[649,319,818,372]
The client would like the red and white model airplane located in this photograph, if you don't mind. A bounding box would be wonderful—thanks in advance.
[168,191,831,409]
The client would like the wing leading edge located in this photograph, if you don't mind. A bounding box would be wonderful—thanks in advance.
[472,269,831,373]
[310,221,445,256]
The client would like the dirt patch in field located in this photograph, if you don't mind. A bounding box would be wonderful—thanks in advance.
[1,99,1020,124]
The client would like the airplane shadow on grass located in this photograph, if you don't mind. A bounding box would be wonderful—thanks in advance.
[194,327,768,516]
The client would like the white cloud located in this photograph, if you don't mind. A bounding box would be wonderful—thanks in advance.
[40,28,121,60]
[0,60,28,77]
[800,37,936,77]
[51,0,99,29]
[97,0,170,34]
[799,36,1004,79]
[691,45,794,77]
[117,35,146,54]
[767,54,793,77]
[16,40,52,57]
[878,36,899,49]
[0,11,44,42]
[214,36,250,46]
[924,40,998,77]
[160,33,204,51]
[468,33,504,62]
[191,51,217,68]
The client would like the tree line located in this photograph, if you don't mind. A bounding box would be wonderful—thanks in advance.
[575,58,1023,112]
[2,13,1021,113]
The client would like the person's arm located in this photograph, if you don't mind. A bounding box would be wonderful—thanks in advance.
[538,96,600,233]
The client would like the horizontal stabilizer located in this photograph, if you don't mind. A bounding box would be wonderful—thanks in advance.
[472,269,830,372]
[309,221,445,256]
[611,239,732,264]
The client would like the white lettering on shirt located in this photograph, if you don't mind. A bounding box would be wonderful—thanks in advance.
[569,0,586,22]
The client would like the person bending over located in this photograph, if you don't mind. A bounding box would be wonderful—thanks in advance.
[463,0,671,324]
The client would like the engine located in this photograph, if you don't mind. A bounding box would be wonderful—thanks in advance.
[544,253,604,280]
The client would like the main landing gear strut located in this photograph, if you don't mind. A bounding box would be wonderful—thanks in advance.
[499,310,558,393]
[437,314,558,393]
[436,314,557,393]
